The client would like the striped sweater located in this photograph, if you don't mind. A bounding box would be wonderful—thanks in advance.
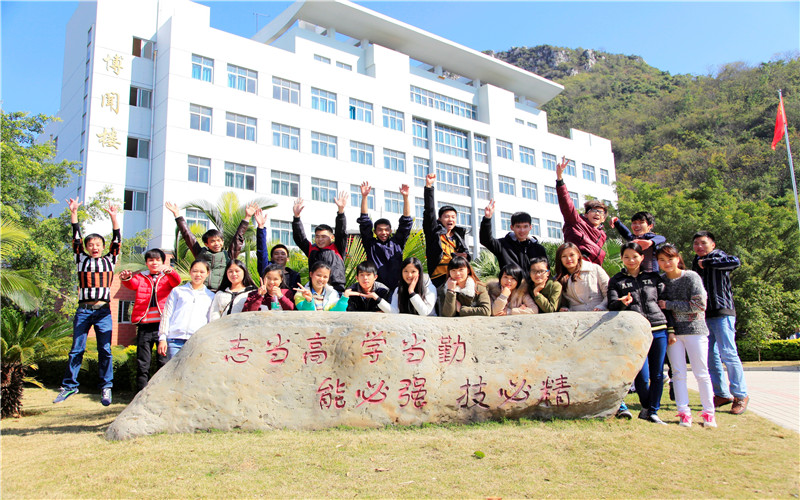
[72,223,121,303]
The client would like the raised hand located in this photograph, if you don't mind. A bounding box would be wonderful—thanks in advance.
[360,181,372,198]
[254,208,267,228]
[68,198,82,213]
[484,199,495,219]
[425,173,436,188]
[257,283,268,296]
[610,216,619,228]
[399,184,410,197]
[106,204,119,217]
[119,269,133,280]
[244,202,258,219]
[165,201,180,218]
[556,156,569,180]
[633,239,653,249]
[293,198,305,217]
[334,191,349,213]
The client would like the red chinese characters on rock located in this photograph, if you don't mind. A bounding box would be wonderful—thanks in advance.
[457,376,489,409]
[224,333,252,364]
[265,333,290,364]
[437,335,466,365]
[361,331,387,364]
[401,333,426,364]
[303,332,328,365]
[538,375,571,407]
[398,377,428,408]
[317,377,346,410]
[355,379,389,408]
[498,378,532,407]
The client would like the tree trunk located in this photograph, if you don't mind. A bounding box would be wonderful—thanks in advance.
[1,362,25,418]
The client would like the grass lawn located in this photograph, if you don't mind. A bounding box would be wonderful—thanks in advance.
[2,386,798,499]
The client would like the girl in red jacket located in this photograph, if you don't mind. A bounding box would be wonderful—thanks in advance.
[243,264,296,311]
[119,249,181,392]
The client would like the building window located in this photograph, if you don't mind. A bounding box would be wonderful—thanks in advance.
[382,107,404,131]
[129,87,151,108]
[271,171,300,198]
[496,139,513,160]
[410,85,476,119]
[383,149,406,172]
[414,197,424,229]
[311,132,337,158]
[189,104,212,132]
[272,123,299,151]
[336,61,352,71]
[191,54,213,82]
[351,184,375,210]
[118,300,133,323]
[545,186,558,205]
[226,112,256,141]
[227,64,257,94]
[438,202,472,226]
[311,88,337,114]
[515,118,524,125]
[412,118,429,148]
[569,191,579,207]
[314,54,331,64]
[224,162,256,191]
[601,168,610,185]
[527,122,538,129]
[311,178,337,203]
[271,220,293,247]
[350,141,374,165]
[413,157,431,187]
[501,212,513,231]
[542,152,557,171]
[531,217,541,236]
[349,98,373,123]
[384,191,403,214]
[272,76,299,104]
[434,124,468,158]
[520,146,535,166]
[126,137,149,159]
[547,220,563,240]
[474,135,488,163]
[132,37,153,59]
[498,175,516,196]
[124,189,147,212]
[475,171,490,200]
[185,208,210,230]
[188,155,210,183]
[582,164,596,182]
[521,180,538,201]
[435,162,470,196]
[565,160,577,177]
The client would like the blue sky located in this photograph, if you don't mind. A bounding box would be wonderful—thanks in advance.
[2,1,798,116]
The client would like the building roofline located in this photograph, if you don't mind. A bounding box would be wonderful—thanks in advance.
[253,0,564,106]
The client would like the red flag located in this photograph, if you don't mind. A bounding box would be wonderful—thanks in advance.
[772,96,787,150]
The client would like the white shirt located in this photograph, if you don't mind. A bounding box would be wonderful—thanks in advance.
[158,283,215,342]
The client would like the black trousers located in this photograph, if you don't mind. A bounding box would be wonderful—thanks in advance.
[136,322,166,392]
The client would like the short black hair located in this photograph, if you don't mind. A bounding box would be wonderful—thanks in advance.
[693,230,716,243]
[262,263,284,279]
[189,259,211,272]
[529,256,550,269]
[356,261,378,275]
[438,205,457,218]
[620,241,644,256]
[201,229,224,244]
[309,261,331,274]
[374,218,392,230]
[83,233,105,247]
[315,224,333,235]
[631,211,655,227]
[510,212,532,226]
[144,248,166,261]
[270,244,289,259]
[584,199,608,214]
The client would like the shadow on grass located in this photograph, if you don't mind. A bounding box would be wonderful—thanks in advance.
[2,419,114,437]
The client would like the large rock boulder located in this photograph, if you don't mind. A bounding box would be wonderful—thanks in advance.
[106,311,651,440]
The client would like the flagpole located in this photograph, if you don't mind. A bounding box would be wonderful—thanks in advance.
[779,90,800,236]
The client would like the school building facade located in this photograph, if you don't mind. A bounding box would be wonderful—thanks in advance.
[44,0,616,344]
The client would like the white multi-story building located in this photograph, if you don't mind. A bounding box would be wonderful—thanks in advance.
[45,0,616,257]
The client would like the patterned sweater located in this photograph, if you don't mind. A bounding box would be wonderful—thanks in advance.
[661,270,708,336]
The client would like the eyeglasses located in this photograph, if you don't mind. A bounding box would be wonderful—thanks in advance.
[587,208,607,215]
[531,270,550,276]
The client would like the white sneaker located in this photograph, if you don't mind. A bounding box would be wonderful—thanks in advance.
[701,412,717,428]
[677,412,692,427]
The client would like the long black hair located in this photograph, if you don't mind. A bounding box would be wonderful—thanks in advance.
[218,259,257,290]
[397,257,426,314]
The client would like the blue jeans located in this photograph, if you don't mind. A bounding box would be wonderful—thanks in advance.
[62,306,114,390]
[634,330,668,414]
[706,315,748,399]
[166,338,187,360]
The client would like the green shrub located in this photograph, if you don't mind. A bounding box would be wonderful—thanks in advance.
[737,339,800,362]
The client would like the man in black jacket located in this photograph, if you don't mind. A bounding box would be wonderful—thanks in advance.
[480,199,546,272]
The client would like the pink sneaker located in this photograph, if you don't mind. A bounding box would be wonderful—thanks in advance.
[677,412,692,427]
[701,412,717,428]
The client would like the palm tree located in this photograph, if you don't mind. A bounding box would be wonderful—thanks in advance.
[1,309,72,418]
[0,220,42,312]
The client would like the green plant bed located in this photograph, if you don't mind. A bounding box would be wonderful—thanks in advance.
[738,339,800,362]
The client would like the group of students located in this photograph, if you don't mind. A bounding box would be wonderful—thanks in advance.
[54,157,749,430]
